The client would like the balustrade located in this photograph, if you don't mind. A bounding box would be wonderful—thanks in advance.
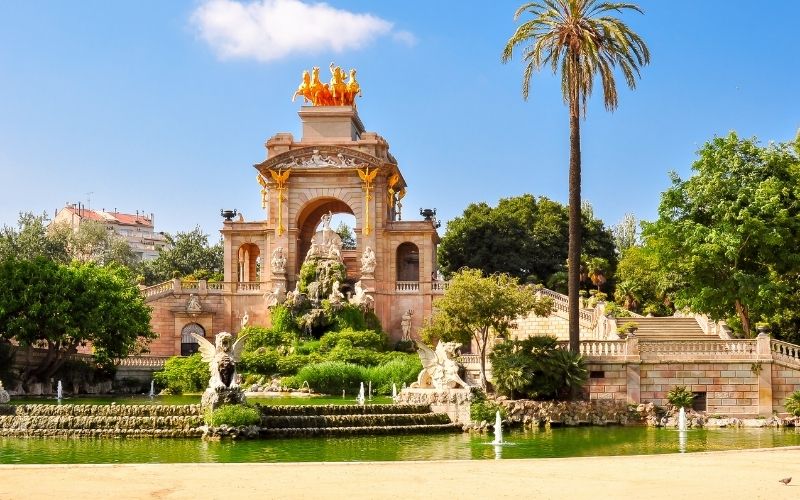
[395,281,420,292]
[638,339,756,360]
[116,356,169,369]
[771,340,800,367]
[142,281,172,298]
[236,282,262,293]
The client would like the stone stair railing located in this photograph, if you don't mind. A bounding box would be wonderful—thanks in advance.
[771,339,800,369]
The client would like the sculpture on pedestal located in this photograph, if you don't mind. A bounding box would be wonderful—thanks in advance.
[360,246,376,275]
[401,310,413,342]
[411,341,470,390]
[271,247,287,274]
[191,331,249,409]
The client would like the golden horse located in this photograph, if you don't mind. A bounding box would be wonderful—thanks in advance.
[292,70,312,103]
[310,66,332,106]
[344,68,361,106]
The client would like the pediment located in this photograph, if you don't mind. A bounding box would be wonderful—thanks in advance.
[256,146,383,173]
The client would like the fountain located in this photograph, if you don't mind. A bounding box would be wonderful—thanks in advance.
[678,407,687,431]
[357,382,365,406]
[368,381,372,401]
[148,380,155,398]
[56,380,63,401]
[491,411,505,445]
[392,383,397,399]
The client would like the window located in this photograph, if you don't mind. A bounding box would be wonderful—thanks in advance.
[590,370,605,379]
[692,392,707,412]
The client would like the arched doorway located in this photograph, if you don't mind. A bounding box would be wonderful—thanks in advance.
[180,323,205,356]
[237,243,260,282]
[296,197,356,275]
[396,242,419,282]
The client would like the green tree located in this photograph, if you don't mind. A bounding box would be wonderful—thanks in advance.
[644,133,800,337]
[502,0,649,352]
[335,222,356,250]
[612,213,639,254]
[438,194,616,285]
[420,268,553,390]
[138,227,223,284]
[0,257,155,382]
[0,212,70,263]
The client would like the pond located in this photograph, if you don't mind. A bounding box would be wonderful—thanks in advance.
[2,427,800,464]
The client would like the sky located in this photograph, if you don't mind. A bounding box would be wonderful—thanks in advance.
[1,0,799,240]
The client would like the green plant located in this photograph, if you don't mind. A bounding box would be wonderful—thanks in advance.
[617,321,639,334]
[205,404,261,427]
[666,385,694,409]
[270,305,299,333]
[470,391,508,422]
[784,391,800,416]
[363,355,422,395]
[489,335,588,400]
[153,354,209,394]
[293,361,364,394]
[242,325,297,351]
[319,329,387,353]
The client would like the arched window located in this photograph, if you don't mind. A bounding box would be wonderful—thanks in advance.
[181,323,205,356]
[237,243,260,282]
[396,242,420,282]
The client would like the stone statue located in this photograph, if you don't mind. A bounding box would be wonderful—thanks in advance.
[186,294,202,314]
[241,310,249,329]
[320,211,333,242]
[271,247,287,274]
[0,380,9,404]
[401,310,413,342]
[191,331,249,409]
[294,64,363,106]
[264,284,283,307]
[350,280,374,310]
[361,246,376,275]
[329,280,345,304]
[411,341,470,390]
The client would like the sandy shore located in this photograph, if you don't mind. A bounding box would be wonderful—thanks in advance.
[0,447,798,499]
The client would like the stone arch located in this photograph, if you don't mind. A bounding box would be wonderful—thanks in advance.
[396,242,420,282]
[180,322,205,356]
[237,243,260,282]
[295,197,356,274]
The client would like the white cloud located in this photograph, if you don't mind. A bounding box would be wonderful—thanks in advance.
[191,0,412,62]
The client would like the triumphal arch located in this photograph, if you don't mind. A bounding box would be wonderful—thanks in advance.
[215,65,442,343]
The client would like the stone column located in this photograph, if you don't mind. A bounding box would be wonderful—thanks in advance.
[756,331,774,416]
[625,334,641,404]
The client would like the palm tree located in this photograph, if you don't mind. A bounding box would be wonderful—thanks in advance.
[502,0,649,353]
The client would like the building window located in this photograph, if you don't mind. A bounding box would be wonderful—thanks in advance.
[181,323,205,356]
[692,392,707,412]
[590,370,605,379]
[396,242,419,282]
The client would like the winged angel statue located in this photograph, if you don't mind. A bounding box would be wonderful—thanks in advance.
[191,331,248,390]
[411,340,470,390]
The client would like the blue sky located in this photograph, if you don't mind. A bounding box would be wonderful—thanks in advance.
[1,1,798,240]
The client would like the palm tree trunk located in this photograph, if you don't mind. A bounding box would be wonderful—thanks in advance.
[568,97,582,354]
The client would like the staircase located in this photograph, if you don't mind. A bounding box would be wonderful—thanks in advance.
[256,403,462,438]
[626,317,710,340]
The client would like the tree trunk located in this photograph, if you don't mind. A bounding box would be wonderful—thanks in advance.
[567,96,582,353]
[735,299,752,338]
[478,330,488,391]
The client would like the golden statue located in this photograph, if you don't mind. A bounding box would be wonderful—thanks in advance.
[293,63,362,106]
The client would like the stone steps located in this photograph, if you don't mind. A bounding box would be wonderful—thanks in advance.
[623,317,711,340]
[260,413,452,429]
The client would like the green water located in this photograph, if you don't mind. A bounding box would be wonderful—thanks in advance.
[2,427,800,464]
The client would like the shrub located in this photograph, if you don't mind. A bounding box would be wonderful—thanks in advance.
[331,304,367,331]
[153,354,209,394]
[617,321,639,334]
[470,391,507,422]
[276,354,308,375]
[205,404,261,427]
[239,349,280,375]
[325,340,383,366]
[294,340,321,355]
[363,355,422,395]
[293,361,365,394]
[784,391,800,416]
[242,325,297,351]
[271,304,298,333]
[319,329,387,353]
[666,386,694,409]
[489,336,588,400]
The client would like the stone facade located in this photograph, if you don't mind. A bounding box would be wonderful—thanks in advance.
[144,106,443,356]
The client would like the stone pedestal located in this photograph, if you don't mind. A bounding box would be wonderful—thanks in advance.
[395,388,473,424]
[298,105,365,141]
[201,386,246,411]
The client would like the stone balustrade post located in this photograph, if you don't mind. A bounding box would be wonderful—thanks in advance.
[756,331,774,415]
[625,334,641,404]
[172,278,181,293]
[198,280,208,296]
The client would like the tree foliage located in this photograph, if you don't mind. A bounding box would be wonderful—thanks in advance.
[0,257,155,382]
[420,268,553,390]
[643,132,800,337]
[0,212,70,263]
[138,227,223,284]
[437,195,616,286]
[490,335,587,400]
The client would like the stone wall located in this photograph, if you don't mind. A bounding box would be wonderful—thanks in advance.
[772,364,800,413]
[586,363,628,402]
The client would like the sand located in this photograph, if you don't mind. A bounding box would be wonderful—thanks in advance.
[0,447,798,499]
